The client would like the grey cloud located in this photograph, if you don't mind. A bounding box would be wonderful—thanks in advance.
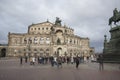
[0,0,120,53]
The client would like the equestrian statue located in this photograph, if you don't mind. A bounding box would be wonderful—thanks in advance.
[109,8,120,26]
[55,17,62,26]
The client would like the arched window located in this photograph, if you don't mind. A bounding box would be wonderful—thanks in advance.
[40,37,44,44]
[34,49,37,51]
[74,40,75,44]
[46,38,50,40]
[46,49,49,51]
[46,38,50,44]
[24,49,26,51]
[57,38,61,44]
[24,38,27,44]
[29,37,32,43]
[34,37,38,44]
[40,48,43,51]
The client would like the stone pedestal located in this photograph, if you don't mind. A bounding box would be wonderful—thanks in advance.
[103,25,120,62]
[109,25,120,54]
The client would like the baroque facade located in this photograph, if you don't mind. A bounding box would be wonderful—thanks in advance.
[7,18,94,57]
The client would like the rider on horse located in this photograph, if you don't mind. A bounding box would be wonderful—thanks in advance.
[109,8,120,25]
[55,17,62,26]
[113,8,119,20]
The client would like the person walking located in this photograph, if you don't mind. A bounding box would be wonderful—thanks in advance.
[75,56,80,69]
[57,57,62,68]
[32,57,36,65]
[98,54,104,71]
[20,56,23,65]
[50,56,54,67]
[25,56,28,63]
[37,56,39,64]
[54,57,57,66]
[71,56,74,64]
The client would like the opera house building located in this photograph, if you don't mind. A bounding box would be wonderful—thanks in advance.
[0,18,94,58]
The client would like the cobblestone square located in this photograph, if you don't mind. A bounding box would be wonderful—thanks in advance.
[0,59,120,80]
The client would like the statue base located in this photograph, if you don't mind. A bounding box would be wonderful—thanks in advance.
[103,25,120,63]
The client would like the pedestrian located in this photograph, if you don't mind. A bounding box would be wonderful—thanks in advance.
[42,57,45,64]
[75,56,79,69]
[32,57,36,65]
[71,56,74,64]
[39,56,42,64]
[98,54,104,71]
[37,56,39,64]
[25,56,28,63]
[20,56,23,65]
[50,56,54,67]
[84,56,87,63]
[54,57,57,66]
[30,57,33,65]
[67,56,70,64]
[57,57,62,68]
[45,56,48,64]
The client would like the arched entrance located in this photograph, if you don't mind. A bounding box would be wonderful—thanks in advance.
[57,47,62,56]
[1,48,6,57]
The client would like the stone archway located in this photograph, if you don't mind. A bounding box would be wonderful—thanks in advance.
[57,47,62,56]
[1,48,6,57]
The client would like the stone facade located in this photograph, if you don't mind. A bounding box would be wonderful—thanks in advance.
[4,19,94,57]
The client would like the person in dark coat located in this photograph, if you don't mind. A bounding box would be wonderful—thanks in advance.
[50,56,54,67]
[57,57,62,68]
[75,56,79,69]
[98,54,104,71]
[20,56,23,65]
[25,56,28,63]
[37,56,39,64]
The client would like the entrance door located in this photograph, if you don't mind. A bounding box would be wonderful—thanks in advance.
[1,48,6,57]
[57,48,62,56]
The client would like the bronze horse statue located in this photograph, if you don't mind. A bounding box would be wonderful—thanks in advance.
[109,10,120,25]
[55,17,62,26]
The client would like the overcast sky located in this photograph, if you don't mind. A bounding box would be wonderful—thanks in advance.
[0,0,120,53]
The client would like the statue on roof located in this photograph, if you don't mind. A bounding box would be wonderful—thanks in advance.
[55,17,62,26]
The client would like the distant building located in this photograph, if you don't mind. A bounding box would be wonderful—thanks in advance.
[0,18,94,57]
